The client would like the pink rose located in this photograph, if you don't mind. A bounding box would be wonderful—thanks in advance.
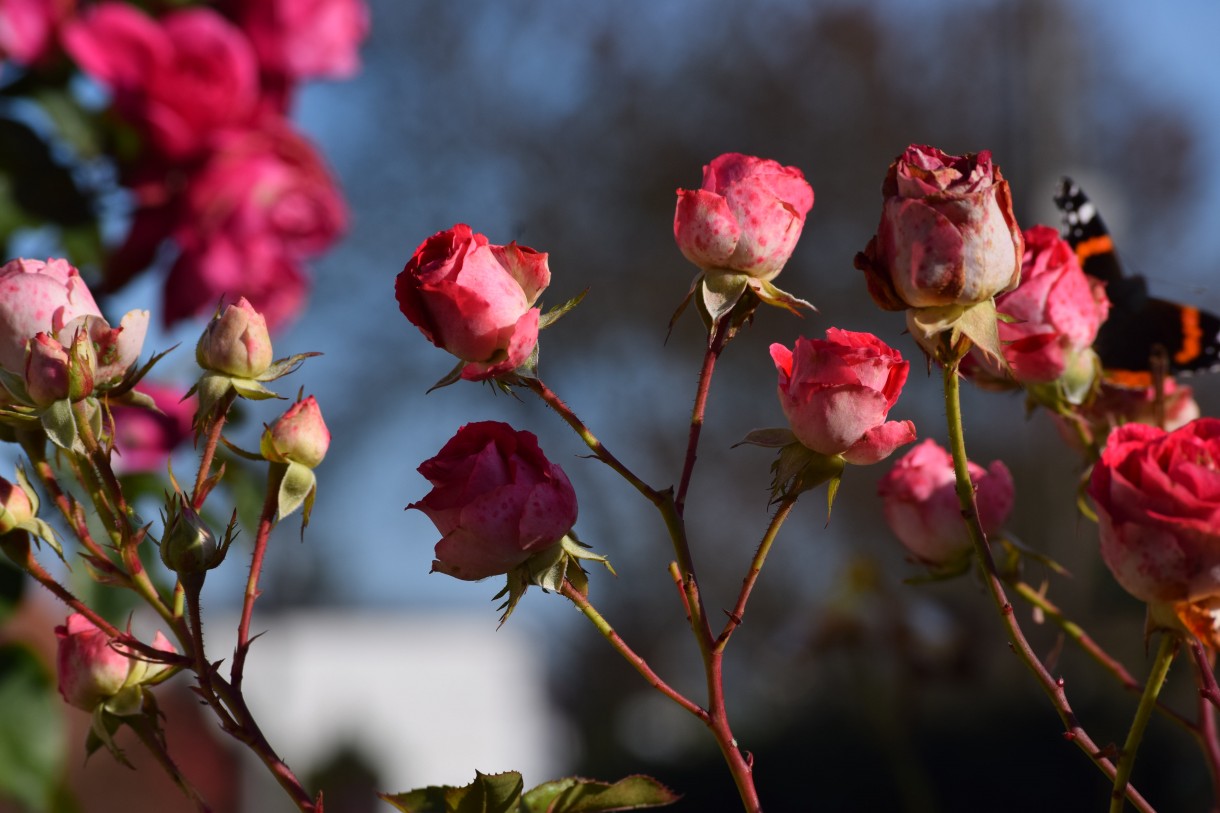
[674,152,813,281]
[110,383,195,474]
[0,472,34,533]
[770,328,916,465]
[395,225,550,381]
[260,395,329,468]
[230,0,368,82]
[0,258,148,385]
[410,421,578,581]
[55,613,175,711]
[856,145,1023,310]
[0,0,70,66]
[63,4,259,158]
[161,123,346,328]
[993,225,1110,384]
[879,439,1014,567]
[1087,419,1220,604]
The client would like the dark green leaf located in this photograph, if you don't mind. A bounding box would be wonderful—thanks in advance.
[381,771,525,813]
[522,775,680,812]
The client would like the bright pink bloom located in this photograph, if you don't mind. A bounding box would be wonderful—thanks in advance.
[260,395,329,467]
[856,144,1023,310]
[55,614,175,711]
[771,328,916,465]
[879,439,1014,566]
[1088,419,1220,604]
[162,124,345,328]
[0,0,71,66]
[110,383,195,474]
[396,225,550,381]
[63,4,259,158]
[994,225,1110,383]
[232,0,368,82]
[674,152,813,281]
[410,421,578,581]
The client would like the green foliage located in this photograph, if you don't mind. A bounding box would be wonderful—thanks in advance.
[381,771,678,813]
[0,643,68,811]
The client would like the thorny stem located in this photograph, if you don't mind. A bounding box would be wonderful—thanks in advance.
[675,313,732,515]
[520,376,660,504]
[942,352,1154,813]
[1008,580,1195,733]
[561,580,761,813]
[1110,634,1177,813]
[717,495,798,651]
[231,469,281,690]
[192,391,237,510]
[1188,639,1220,806]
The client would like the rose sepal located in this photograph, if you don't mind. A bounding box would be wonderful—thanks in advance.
[272,460,317,530]
[757,434,846,511]
[537,289,586,330]
[907,299,1004,366]
[494,533,613,626]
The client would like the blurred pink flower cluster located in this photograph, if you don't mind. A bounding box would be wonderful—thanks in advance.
[3,0,367,330]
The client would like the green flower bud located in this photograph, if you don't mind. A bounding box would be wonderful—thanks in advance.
[159,494,224,575]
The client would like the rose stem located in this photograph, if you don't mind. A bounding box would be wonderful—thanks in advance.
[941,345,1154,812]
[561,579,761,812]
[716,494,798,650]
[1109,633,1176,813]
[674,311,732,516]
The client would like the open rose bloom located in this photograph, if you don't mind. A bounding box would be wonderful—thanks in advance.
[856,145,1022,312]
[1088,419,1220,608]
[771,328,916,465]
[410,421,578,581]
[395,225,550,381]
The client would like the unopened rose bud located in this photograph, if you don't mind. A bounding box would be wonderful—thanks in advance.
[55,614,176,712]
[196,297,273,378]
[159,494,223,575]
[0,475,33,534]
[260,396,329,467]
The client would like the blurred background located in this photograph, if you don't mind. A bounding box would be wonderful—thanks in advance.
[5,0,1220,811]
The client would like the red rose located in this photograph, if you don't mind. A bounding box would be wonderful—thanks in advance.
[856,144,1023,311]
[410,421,578,581]
[1088,419,1220,604]
[879,439,1014,567]
[396,225,550,381]
[64,3,259,158]
[674,152,813,282]
[770,328,916,465]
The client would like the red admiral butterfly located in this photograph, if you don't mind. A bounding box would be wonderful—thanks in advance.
[1055,176,1220,387]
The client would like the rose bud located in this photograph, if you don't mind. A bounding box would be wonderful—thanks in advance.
[878,439,1014,567]
[674,153,813,282]
[25,330,96,406]
[1087,419,1220,604]
[159,493,224,575]
[260,395,329,468]
[856,145,1022,312]
[771,329,916,465]
[55,614,176,712]
[395,225,549,381]
[0,474,34,534]
[196,297,274,378]
[410,421,578,581]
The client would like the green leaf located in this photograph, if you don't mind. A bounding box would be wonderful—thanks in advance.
[0,643,66,810]
[276,461,316,520]
[538,289,587,330]
[381,771,525,813]
[40,399,78,452]
[521,775,680,812]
